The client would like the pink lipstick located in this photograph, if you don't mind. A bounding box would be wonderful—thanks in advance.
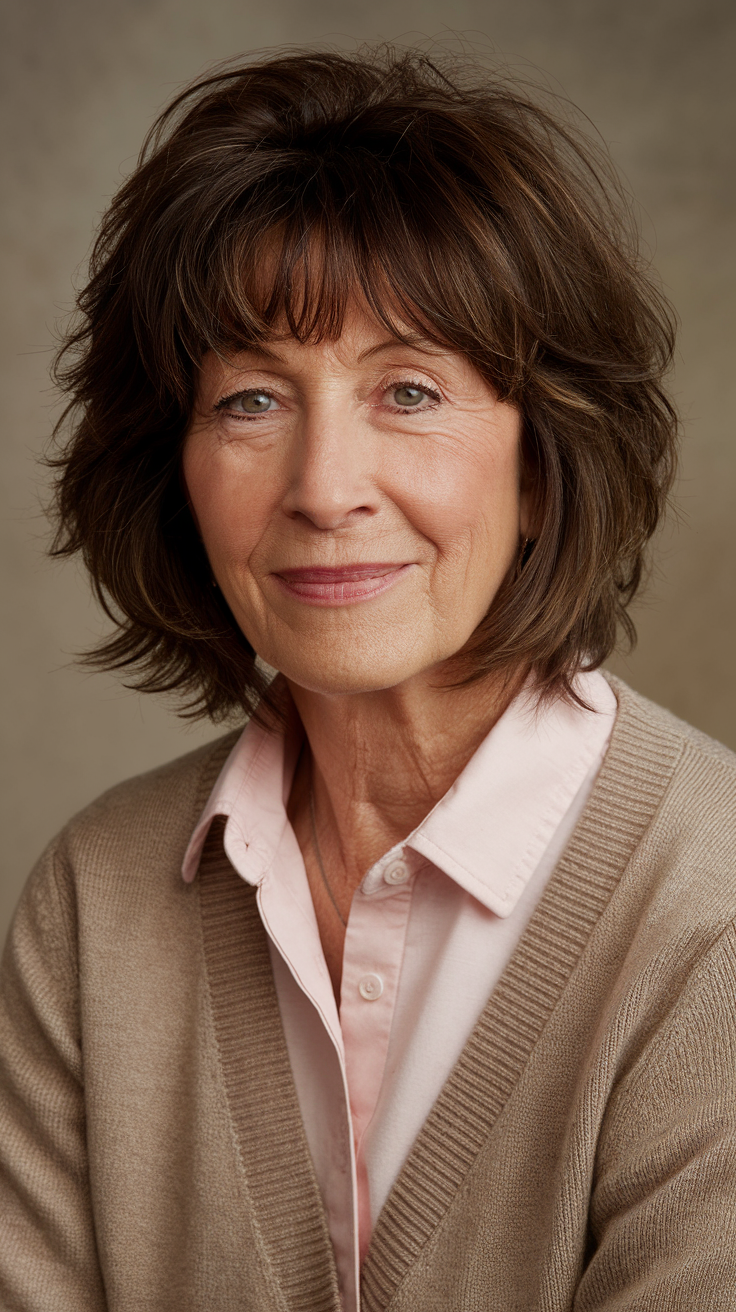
[273,563,412,605]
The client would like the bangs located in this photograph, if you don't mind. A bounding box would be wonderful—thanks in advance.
[165,146,519,398]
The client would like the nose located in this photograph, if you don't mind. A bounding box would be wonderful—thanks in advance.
[281,408,378,531]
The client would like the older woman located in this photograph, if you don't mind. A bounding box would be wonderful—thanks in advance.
[1,46,735,1312]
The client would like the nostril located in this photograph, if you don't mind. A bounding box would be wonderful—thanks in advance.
[285,499,377,532]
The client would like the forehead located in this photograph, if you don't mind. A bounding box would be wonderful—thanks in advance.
[199,297,465,383]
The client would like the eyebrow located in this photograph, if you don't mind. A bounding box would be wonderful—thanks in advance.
[356,335,445,362]
[224,334,446,367]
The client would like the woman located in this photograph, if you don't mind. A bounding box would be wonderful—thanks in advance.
[1,46,735,1312]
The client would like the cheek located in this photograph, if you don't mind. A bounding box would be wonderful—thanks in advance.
[182,439,272,570]
[390,429,521,567]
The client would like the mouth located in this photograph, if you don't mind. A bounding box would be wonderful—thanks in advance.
[272,563,413,606]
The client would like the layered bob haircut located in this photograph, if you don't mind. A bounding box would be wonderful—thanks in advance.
[51,46,678,721]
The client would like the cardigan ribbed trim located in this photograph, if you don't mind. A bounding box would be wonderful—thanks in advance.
[191,679,686,1310]
[359,679,684,1308]
[199,815,341,1312]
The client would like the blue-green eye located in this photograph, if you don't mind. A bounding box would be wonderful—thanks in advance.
[217,390,276,415]
[241,391,272,412]
[393,385,426,407]
[238,391,274,413]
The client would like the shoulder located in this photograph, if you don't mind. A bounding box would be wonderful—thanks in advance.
[600,673,736,916]
[41,728,243,890]
[605,672,736,818]
[3,730,244,1014]
[606,672,736,773]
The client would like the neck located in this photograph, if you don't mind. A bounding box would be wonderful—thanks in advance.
[286,665,522,895]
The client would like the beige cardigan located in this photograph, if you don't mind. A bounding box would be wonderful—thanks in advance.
[2,677,736,1311]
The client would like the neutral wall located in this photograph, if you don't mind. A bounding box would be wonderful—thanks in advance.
[1,0,734,941]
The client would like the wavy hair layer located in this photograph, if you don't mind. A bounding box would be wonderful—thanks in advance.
[50,46,678,721]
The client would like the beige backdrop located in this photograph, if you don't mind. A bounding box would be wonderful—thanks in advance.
[1,0,734,942]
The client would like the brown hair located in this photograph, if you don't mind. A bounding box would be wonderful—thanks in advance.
[50,45,678,722]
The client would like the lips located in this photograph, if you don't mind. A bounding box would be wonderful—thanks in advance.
[273,563,412,605]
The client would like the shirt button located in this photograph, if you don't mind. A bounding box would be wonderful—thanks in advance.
[358,973,384,1001]
[384,859,410,886]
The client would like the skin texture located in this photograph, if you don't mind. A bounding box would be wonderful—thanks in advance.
[183,302,531,997]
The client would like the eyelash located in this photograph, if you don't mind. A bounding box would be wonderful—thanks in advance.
[213,391,265,418]
[213,378,442,419]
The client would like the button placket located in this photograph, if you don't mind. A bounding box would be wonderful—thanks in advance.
[340,856,415,1182]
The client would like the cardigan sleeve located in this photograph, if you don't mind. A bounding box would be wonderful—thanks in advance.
[0,844,107,1311]
[575,919,736,1311]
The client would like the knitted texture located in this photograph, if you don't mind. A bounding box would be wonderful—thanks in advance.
[199,818,341,1311]
[1,679,736,1310]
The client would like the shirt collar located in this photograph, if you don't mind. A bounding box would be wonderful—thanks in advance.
[181,712,304,886]
[182,671,616,919]
[402,671,616,915]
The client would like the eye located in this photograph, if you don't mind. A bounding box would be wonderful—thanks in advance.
[394,385,425,407]
[384,381,441,411]
[216,389,279,416]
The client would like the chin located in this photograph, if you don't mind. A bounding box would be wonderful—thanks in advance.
[266,645,438,697]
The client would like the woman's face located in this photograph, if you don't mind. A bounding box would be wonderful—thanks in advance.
[183,302,531,696]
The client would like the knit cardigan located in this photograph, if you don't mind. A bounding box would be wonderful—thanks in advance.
[2,677,736,1311]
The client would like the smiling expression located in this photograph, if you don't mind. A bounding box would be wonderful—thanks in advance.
[183,302,530,696]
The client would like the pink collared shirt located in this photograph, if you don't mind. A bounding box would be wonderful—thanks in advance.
[183,671,617,1311]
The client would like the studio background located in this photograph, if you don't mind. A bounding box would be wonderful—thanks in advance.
[2,0,734,942]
